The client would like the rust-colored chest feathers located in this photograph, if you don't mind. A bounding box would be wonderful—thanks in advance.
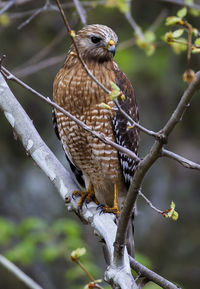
[53,57,123,198]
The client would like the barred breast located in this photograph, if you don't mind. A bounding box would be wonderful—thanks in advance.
[53,58,126,206]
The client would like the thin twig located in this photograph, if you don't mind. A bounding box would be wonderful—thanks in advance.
[0,254,43,289]
[0,0,16,15]
[162,148,200,170]
[114,99,160,138]
[73,0,87,26]
[12,30,66,73]
[18,0,54,30]
[75,259,95,282]
[138,190,164,215]
[129,256,180,289]
[12,54,65,78]
[125,2,145,41]
[0,65,140,162]
[149,9,168,32]
[7,1,105,20]
[160,0,200,11]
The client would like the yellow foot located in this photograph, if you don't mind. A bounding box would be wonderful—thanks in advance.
[97,183,120,217]
[97,204,120,217]
[73,183,99,210]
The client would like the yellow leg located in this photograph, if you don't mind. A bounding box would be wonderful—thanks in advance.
[73,183,99,209]
[98,184,120,217]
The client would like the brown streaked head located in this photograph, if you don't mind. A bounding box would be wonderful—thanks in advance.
[73,24,118,61]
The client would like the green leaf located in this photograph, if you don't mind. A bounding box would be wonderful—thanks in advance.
[192,46,200,54]
[166,16,181,26]
[71,247,86,260]
[164,201,179,221]
[0,14,10,26]
[195,38,200,46]
[189,8,200,17]
[144,30,156,43]
[172,29,184,38]
[177,7,187,18]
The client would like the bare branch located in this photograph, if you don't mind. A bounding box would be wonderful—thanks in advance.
[0,0,16,15]
[114,99,160,138]
[149,9,168,32]
[73,0,87,26]
[12,54,65,78]
[138,190,164,215]
[125,2,145,41]
[162,148,200,170]
[1,65,140,163]
[129,256,180,289]
[18,0,56,30]
[0,254,43,289]
[114,72,200,269]
[7,1,105,20]
[160,0,200,11]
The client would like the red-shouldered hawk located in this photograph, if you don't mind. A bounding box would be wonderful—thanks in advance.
[53,24,139,217]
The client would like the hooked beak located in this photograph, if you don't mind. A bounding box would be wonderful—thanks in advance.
[107,39,116,56]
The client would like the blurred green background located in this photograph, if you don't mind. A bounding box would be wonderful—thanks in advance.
[0,0,200,288]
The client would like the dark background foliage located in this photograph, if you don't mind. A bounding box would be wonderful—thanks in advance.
[0,0,200,288]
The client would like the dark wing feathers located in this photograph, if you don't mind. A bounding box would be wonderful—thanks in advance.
[52,110,85,188]
[113,70,139,190]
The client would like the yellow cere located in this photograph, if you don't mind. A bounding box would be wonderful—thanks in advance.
[108,39,115,46]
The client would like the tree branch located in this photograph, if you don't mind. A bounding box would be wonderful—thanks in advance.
[129,256,180,289]
[162,148,200,170]
[0,254,43,289]
[114,72,200,271]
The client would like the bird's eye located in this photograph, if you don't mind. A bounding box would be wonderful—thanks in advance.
[91,36,101,44]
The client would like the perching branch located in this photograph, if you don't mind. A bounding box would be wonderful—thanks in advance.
[0,254,43,289]
[114,71,200,270]
[0,71,136,289]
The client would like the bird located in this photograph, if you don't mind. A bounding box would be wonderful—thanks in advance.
[53,24,139,218]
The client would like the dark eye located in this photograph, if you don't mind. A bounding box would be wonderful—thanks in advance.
[91,36,101,44]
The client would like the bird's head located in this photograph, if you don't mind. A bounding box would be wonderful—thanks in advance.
[74,24,118,62]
